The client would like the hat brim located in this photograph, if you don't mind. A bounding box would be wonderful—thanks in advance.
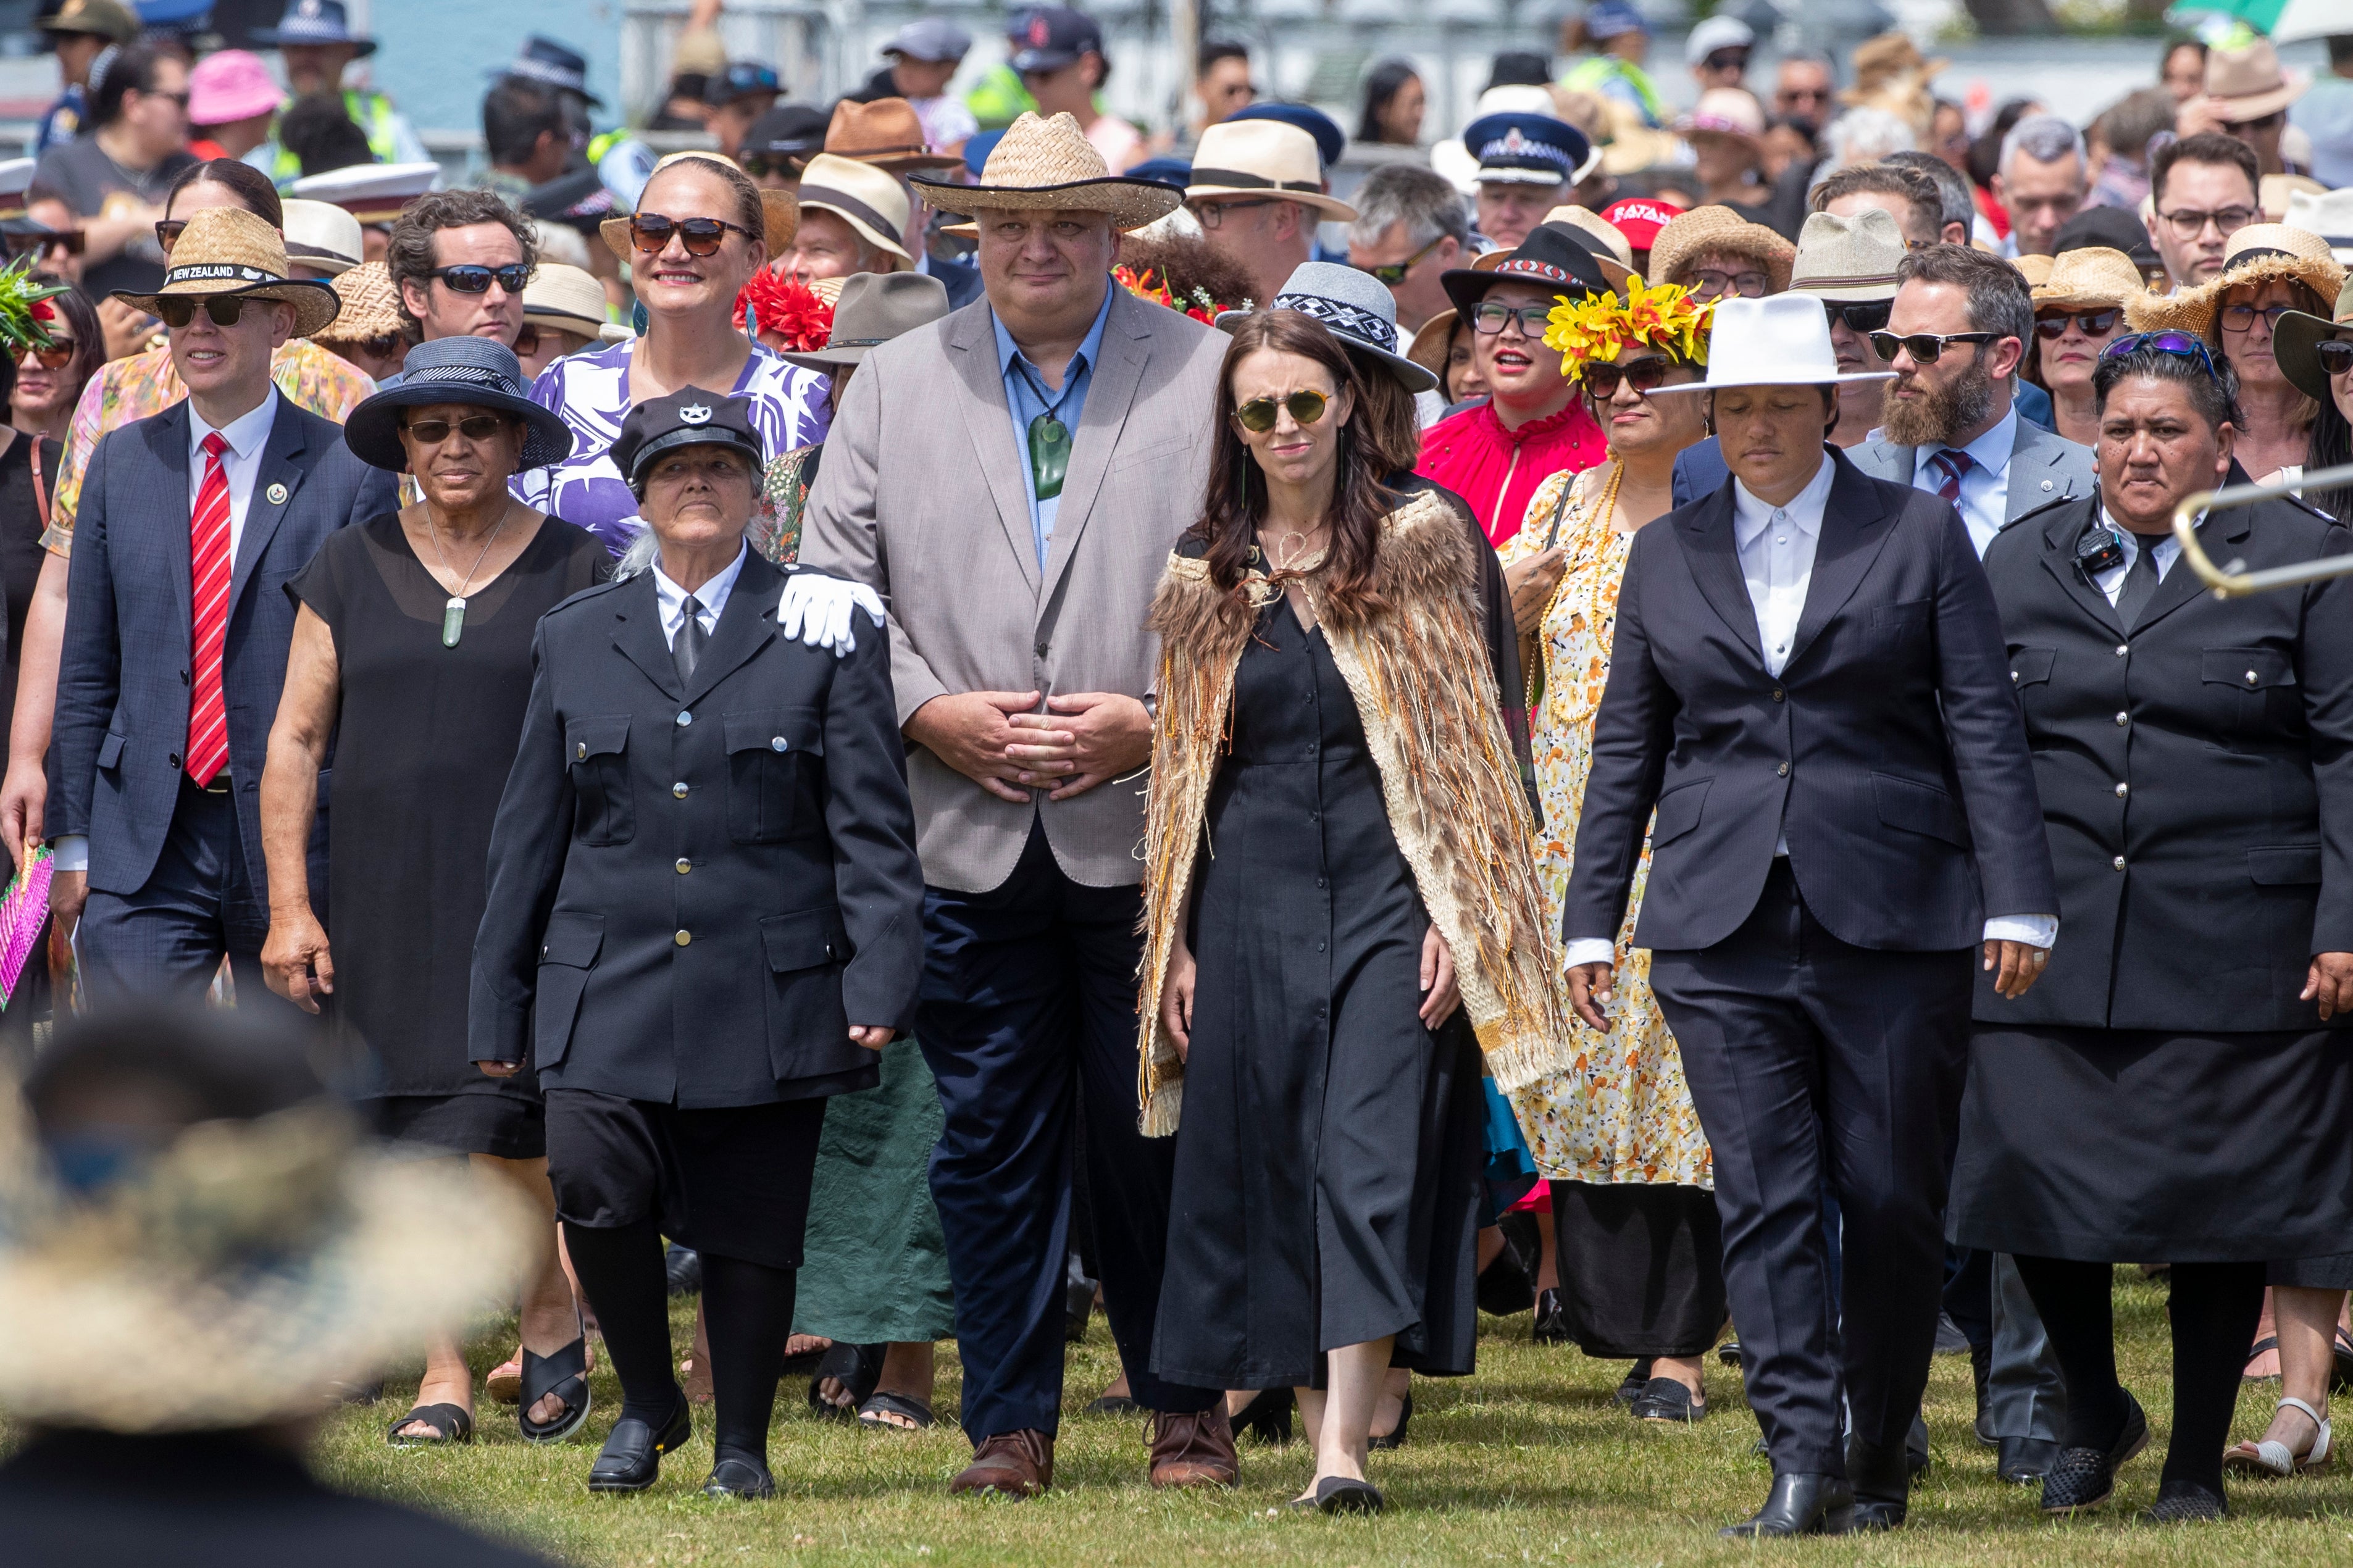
[602,188,798,264]
[850,149,967,173]
[2127,250,2346,340]
[1440,263,1612,320]
[1406,309,1458,377]
[343,382,575,473]
[1468,246,1633,291]
[2213,82,2307,122]
[1649,367,1895,392]
[2275,306,2350,402]
[112,277,341,340]
[623,426,767,490]
[780,344,877,372]
[284,242,357,277]
[797,198,914,263]
[908,173,1180,232]
[1210,305,1439,393]
[1791,277,1899,302]
[1182,183,1358,223]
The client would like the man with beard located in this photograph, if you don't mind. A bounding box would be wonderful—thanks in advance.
[1855,245,2094,557]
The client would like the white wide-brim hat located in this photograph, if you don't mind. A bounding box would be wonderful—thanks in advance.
[1650,293,1894,393]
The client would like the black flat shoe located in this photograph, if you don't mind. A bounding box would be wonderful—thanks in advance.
[2136,1480,2226,1524]
[1999,1436,2062,1485]
[1314,1475,1384,1515]
[702,1456,776,1499]
[1367,1392,1411,1449]
[1716,1337,1744,1369]
[1718,1472,1855,1538]
[1232,1387,1293,1445]
[1629,1377,1706,1424]
[1532,1287,1570,1345]
[1845,1435,1908,1532]
[1476,1211,1540,1316]
[1613,1359,1655,1407]
[588,1395,694,1493]
[664,1243,702,1297]
[2039,1392,2150,1516]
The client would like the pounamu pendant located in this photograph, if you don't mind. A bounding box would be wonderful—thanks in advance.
[441,596,467,648]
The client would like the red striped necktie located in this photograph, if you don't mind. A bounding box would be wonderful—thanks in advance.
[185,431,232,787]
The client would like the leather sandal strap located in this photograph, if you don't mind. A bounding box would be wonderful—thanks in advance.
[520,1337,589,1409]
[2280,1394,2327,1425]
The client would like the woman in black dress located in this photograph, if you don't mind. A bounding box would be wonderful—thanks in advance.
[1140,273,1568,1514]
[258,336,604,1448]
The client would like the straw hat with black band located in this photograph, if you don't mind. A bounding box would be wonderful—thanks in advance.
[793,153,914,264]
[1184,120,1358,223]
[112,207,341,340]
[604,150,798,264]
[280,198,362,277]
[909,111,1181,231]
[2126,223,2346,340]
[780,270,950,373]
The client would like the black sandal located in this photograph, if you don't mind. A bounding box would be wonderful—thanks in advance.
[387,1402,473,1446]
[520,1329,593,1444]
[858,1390,938,1430]
[808,1341,884,1420]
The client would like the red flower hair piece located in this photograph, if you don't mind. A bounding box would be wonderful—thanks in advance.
[735,271,834,354]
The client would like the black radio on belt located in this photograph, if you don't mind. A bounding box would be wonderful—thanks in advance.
[2075,521,2128,580]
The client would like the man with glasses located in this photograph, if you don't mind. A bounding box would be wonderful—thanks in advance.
[1344,163,1468,334]
[1991,115,2088,261]
[1182,119,1355,311]
[2147,132,2261,291]
[383,189,533,388]
[1773,51,1837,136]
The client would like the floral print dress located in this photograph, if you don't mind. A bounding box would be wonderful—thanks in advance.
[1499,467,1712,1190]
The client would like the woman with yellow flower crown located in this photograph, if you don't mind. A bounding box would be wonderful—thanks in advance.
[1497,275,1730,1424]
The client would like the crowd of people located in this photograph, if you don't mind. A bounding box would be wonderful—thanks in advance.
[7,3,2353,1558]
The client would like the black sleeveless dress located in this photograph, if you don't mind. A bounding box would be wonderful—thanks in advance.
[288,512,608,1155]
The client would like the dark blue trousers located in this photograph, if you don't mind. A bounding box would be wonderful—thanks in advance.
[918,819,1216,1443]
[78,779,277,1009]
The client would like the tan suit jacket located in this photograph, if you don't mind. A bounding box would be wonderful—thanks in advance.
[801,283,1227,893]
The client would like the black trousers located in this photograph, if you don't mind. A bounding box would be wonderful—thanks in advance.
[917,819,1216,1443]
[1649,859,1973,1476]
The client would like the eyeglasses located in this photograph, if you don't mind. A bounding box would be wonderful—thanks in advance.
[738,154,807,180]
[403,414,508,444]
[1870,329,1996,364]
[18,337,74,369]
[2219,301,2295,333]
[2155,204,2257,240]
[1356,233,1447,285]
[154,218,185,255]
[1778,86,1833,105]
[1689,268,1770,301]
[512,322,542,357]
[2316,339,2353,377]
[433,263,532,294]
[157,294,258,329]
[626,214,755,257]
[2100,330,2220,377]
[1188,198,1277,231]
[1470,300,1550,336]
[1581,357,1678,399]
[1702,49,1750,72]
[138,88,190,109]
[1821,299,1893,335]
[1232,390,1329,432]
[2034,308,2121,340]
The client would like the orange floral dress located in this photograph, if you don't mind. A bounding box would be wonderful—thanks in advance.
[1498,467,1712,1190]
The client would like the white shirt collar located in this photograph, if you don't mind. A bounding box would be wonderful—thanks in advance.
[1731,451,1836,549]
[651,541,750,636]
[188,385,281,460]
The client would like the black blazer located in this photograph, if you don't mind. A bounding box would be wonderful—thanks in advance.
[1563,447,2056,953]
[469,552,926,1107]
[1976,491,2353,1030]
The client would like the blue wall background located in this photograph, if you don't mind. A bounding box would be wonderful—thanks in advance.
[366,0,627,136]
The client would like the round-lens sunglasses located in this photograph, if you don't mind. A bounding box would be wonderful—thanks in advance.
[1233,390,1329,432]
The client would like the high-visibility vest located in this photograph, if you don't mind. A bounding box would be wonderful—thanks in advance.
[272,90,403,181]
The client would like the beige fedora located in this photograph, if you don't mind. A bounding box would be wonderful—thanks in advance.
[522,262,614,341]
[602,149,797,264]
[781,270,950,373]
[1788,207,1905,302]
[113,207,341,339]
[279,198,362,275]
[312,259,402,347]
[2030,246,2144,312]
[2263,172,2327,223]
[2287,185,2353,265]
[825,96,962,173]
[2128,222,2346,339]
[2205,36,2307,124]
[794,153,913,263]
[1184,120,1356,223]
[1648,204,1795,296]
[909,112,1179,231]
[1544,204,1634,270]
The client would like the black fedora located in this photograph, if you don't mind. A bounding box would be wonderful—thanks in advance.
[1442,223,1614,319]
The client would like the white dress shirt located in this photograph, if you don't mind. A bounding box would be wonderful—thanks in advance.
[1562,451,2055,967]
[2088,511,2181,603]
[1909,406,2017,557]
[651,542,748,644]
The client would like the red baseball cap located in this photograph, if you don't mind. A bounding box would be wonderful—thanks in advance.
[1600,198,1684,251]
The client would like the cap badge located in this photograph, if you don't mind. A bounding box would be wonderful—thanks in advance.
[679,403,713,426]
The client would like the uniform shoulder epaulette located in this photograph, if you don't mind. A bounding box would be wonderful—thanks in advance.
[2000,490,2087,533]
[545,575,629,617]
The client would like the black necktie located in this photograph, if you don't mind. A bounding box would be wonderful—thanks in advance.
[2113,539,2163,630]
[672,594,706,683]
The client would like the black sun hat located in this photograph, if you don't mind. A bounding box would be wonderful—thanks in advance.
[1440,223,1614,319]
[341,336,572,473]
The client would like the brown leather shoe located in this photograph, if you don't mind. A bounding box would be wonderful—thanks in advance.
[950,1428,1054,1497]
[1150,1405,1239,1488]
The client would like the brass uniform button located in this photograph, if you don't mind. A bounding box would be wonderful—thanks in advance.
[675,930,692,946]
[672,782,689,798]
[675,858,691,874]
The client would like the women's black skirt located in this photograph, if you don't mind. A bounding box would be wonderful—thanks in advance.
[367,1091,546,1160]
[1552,1179,1728,1359]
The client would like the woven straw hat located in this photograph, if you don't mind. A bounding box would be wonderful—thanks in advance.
[312,259,401,346]
[112,207,340,339]
[2126,223,2345,340]
[601,150,796,264]
[825,96,961,173]
[1408,307,1460,382]
[1648,204,1795,296]
[1185,120,1357,223]
[795,152,913,263]
[2013,253,2055,288]
[909,112,1179,231]
[1788,207,1904,302]
[2030,246,2144,312]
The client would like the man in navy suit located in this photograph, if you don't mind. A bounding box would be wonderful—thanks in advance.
[50,208,397,1002]
[1561,296,2058,1538]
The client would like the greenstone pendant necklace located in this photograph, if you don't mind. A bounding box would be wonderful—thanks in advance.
[425,500,513,648]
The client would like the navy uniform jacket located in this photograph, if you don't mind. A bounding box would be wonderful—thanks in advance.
[1975,490,2353,1031]
[469,551,926,1107]
[1562,446,2056,954]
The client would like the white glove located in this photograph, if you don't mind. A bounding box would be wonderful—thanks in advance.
[777,571,887,657]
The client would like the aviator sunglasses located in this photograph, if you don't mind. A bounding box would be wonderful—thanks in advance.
[627,213,756,257]
[1232,390,1329,432]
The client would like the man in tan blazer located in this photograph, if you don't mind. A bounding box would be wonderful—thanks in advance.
[801,112,1232,1498]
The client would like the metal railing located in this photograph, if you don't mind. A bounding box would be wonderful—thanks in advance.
[2171,461,2353,597]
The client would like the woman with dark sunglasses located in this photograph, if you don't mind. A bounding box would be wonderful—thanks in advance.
[8,280,99,447]
[514,151,825,559]
[2021,246,2138,448]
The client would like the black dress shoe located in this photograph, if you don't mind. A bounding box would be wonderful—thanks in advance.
[1532,1288,1570,1345]
[1998,1436,2062,1484]
[587,1396,694,1493]
[2136,1480,2226,1524]
[703,1456,775,1499]
[1971,1343,1994,1445]
[664,1243,702,1297]
[1845,1435,1908,1531]
[1934,1309,1973,1356]
[2039,1393,2150,1515]
[1718,1472,1856,1538]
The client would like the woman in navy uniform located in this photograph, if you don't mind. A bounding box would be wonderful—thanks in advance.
[470,387,924,1501]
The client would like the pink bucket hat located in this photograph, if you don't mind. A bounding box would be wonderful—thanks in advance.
[189,50,284,128]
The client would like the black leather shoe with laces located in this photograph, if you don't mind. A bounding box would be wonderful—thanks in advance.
[1718,1473,1856,1538]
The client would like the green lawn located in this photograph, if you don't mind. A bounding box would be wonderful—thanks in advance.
[312,1271,2353,1566]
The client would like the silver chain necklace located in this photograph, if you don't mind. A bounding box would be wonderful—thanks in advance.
[424,499,514,648]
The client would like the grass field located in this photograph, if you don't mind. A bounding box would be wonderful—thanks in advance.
[312,1272,2353,1567]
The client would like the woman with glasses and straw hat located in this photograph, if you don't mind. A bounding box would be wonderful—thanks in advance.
[256,335,604,1451]
[2126,223,2344,484]
[1140,262,1566,1515]
[2021,246,2141,449]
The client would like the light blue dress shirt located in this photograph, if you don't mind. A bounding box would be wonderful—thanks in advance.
[1909,406,2018,559]
[993,281,1115,569]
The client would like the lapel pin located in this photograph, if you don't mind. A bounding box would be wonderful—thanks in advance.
[265,482,288,504]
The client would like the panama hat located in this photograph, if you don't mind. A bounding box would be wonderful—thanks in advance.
[312,260,401,347]
[2127,223,2346,340]
[1184,120,1358,223]
[1649,204,1796,297]
[781,270,950,373]
[1216,261,1437,393]
[1787,207,1905,302]
[824,96,962,174]
[112,207,340,339]
[909,112,1180,231]
[2205,36,2307,124]
[343,336,574,473]
[2030,246,2144,313]
[1650,293,1894,393]
[603,150,796,264]
[279,198,362,275]
[793,153,914,263]
[2012,253,2055,288]
[2286,186,2353,266]
[2274,277,2353,402]
[522,262,616,342]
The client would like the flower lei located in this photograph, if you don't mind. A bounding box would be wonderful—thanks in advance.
[1114,264,1223,326]
[0,256,71,356]
[733,271,834,354]
[1541,273,1712,383]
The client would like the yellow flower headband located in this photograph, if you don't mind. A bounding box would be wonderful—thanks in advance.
[1542,274,1713,383]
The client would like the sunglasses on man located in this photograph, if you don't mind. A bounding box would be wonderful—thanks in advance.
[1356,233,1447,285]
[157,294,283,330]
[434,263,532,295]
[1870,329,1997,364]
[1821,299,1892,335]
[738,154,809,181]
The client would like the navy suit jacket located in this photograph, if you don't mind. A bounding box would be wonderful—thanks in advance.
[1561,446,2056,954]
[53,396,397,898]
